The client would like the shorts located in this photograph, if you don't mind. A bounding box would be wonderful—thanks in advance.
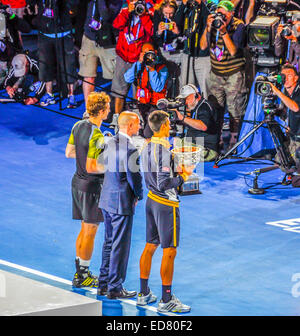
[72,186,104,224]
[146,193,180,248]
[38,33,77,84]
[78,34,116,80]
[111,55,134,98]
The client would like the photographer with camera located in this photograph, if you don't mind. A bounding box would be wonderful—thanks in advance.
[78,0,122,107]
[153,1,181,68]
[176,0,210,99]
[269,64,300,169]
[200,0,247,150]
[275,12,300,71]
[124,42,169,138]
[4,53,46,105]
[110,0,153,126]
[175,83,220,160]
[27,0,78,108]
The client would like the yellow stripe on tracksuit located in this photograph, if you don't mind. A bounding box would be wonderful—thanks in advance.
[148,191,178,247]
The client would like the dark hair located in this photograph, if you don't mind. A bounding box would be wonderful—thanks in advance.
[148,110,169,133]
[281,63,299,77]
[158,0,178,15]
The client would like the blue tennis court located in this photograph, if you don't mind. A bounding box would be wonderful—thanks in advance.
[1,90,300,316]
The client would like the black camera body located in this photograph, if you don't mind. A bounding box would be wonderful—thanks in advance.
[135,0,146,16]
[255,74,282,96]
[211,12,226,29]
[143,51,157,67]
[156,98,186,137]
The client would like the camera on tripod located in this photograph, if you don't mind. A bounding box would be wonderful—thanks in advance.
[135,0,146,16]
[254,74,282,97]
[254,74,285,118]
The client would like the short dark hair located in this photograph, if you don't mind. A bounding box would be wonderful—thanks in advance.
[148,110,169,133]
[281,63,299,77]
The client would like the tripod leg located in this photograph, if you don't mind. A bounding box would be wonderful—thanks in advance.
[214,120,266,166]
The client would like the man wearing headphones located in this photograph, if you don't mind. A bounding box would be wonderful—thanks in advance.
[175,83,220,161]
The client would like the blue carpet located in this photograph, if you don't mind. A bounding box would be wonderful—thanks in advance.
[1,94,300,316]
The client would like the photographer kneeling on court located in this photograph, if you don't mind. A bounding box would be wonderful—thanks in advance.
[124,42,169,138]
[175,83,220,161]
[270,64,300,179]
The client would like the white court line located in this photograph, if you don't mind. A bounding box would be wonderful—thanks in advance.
[0,259,177,316]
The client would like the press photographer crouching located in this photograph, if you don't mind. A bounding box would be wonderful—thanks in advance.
[124,42,169,138]
[174,84,220,161]
[275,11,300,71]
[4,53,46,105]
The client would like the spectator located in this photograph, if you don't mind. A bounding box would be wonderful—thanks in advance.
[176,0,211,99]
[27,0,78,108]
[200,0,248,149]
[275,12,300,72]
[4,53,46,105]
[78,0,122,107]
[124,42,169,138]
[110,0,153,126]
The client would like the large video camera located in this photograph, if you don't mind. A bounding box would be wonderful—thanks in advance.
[255,74,284,118]
[156,98,185,137]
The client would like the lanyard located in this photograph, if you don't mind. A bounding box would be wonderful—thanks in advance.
[130,18,141,41]
[91,0,101,20]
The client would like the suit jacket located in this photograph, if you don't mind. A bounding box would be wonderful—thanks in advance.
[99,133,143,215]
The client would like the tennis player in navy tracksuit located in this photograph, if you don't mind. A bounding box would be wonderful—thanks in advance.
[97,112,143,299]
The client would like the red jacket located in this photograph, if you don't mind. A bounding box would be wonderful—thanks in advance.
[1,0,26,8]
[113,7,153,63]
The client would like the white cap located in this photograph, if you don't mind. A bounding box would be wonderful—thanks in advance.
[12,54,28,78]
[176,84,199,99]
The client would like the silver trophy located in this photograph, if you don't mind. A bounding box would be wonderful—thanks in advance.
[171,145,202,196]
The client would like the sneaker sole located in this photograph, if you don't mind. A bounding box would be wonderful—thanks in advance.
[137,296,157,306]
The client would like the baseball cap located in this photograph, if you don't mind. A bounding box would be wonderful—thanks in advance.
[176,84,199,99]
[217,0,235,12]
[12,54,27,77]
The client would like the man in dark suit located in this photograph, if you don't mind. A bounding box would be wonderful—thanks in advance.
[97,111,144,299]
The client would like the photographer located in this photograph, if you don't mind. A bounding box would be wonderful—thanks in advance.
[175,83,220,160]
[124,42,169,138]
[176,0,210,99]
[27,0,78,108]
[200,0,247,150]
[153,1,182,75]
[110,0,153,123]
[4,53,46,105]
[78,0,122,107]
[269,64,300,168]
[275,12,300,71]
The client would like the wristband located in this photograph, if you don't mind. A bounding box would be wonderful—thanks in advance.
[9,13,16,20]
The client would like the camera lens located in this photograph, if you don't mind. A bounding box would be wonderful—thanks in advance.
[248,28,270,47]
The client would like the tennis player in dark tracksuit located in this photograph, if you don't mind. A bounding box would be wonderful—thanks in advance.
[97,111,143,299]
[137,110,194,313]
